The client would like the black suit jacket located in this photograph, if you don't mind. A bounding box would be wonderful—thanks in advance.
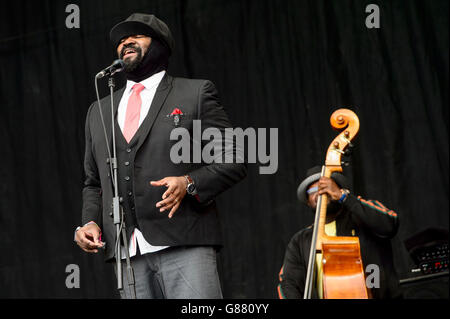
[82,74,247,261]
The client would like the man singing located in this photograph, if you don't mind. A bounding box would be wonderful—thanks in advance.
[74,13,246,299]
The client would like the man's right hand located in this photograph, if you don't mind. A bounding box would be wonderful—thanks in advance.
[75,223,104,253]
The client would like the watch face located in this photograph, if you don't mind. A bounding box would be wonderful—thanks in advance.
[187,183,196,194]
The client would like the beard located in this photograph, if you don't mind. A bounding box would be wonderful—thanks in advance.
[121,38,170,83]
[326,201,342,218]
[120,43,145,73]
[310,199,343,222]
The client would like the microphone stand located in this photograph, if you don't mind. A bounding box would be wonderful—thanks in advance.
[95,73,136,299]
[108,76,136,299]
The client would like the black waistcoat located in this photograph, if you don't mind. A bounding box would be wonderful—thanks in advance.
[115,120,140,240]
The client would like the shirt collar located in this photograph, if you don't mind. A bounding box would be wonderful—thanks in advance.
[125,70,166,94]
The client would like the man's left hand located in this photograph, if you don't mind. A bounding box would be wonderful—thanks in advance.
[150,177,187,218]
[317,176,342,201]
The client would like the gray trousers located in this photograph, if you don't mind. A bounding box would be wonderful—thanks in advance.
[115,246,223,299]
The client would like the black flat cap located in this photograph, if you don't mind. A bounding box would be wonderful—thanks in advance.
[297,166,349,205]
[110,13,174,54]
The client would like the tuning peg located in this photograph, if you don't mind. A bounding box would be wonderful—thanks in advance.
[341,161,350,167]
[343,131,354,148]
[344,148,353,156]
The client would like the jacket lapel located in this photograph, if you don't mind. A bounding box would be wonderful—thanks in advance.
[105,87,126,151]
[93,87,124,194]
[135,74,173,152]
[113,87,125,119]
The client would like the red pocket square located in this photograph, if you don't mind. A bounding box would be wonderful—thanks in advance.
[170,108,184,116]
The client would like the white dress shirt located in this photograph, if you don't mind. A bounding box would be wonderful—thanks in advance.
[117,70,166,131]
[117,70,169,258]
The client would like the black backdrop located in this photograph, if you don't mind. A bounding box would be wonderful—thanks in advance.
[0,0,448,298]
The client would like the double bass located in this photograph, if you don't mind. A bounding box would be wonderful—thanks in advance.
[303,109,368,299]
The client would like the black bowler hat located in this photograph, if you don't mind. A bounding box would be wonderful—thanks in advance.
[109,13,174,53]
[296,166,349,204]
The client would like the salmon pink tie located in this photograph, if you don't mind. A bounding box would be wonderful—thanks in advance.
[123,83,145,143]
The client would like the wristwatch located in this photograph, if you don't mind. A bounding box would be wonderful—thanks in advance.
[339,189,350,204]
[185,175,198,195]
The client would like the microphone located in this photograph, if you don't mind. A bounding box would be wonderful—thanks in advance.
[96,59,125,78]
